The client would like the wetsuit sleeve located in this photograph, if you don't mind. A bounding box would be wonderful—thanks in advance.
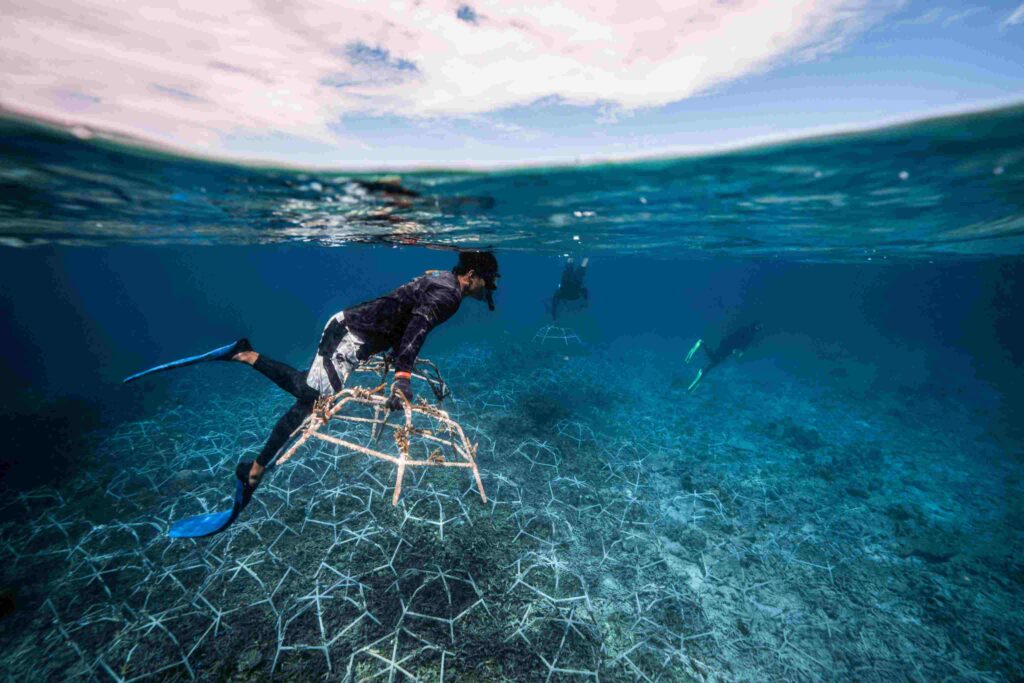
[393,285,460,373]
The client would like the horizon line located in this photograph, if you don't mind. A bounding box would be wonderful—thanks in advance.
[3,96,1023,175]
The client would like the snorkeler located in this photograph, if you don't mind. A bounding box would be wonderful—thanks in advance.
[352,176,422,209]
[551,257,589,320]
[353,177,496,247]
[354,176,496,212]
[123,251,500,531]
[684,321,763,391]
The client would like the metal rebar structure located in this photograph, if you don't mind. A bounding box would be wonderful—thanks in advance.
[356,354,451,403]
[274,366,486,506]
[533,325,582,345]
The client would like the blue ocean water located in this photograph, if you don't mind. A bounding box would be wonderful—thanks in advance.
[0,108,1022,681]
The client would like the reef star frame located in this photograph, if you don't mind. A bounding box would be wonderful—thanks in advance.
[275,356,487,506]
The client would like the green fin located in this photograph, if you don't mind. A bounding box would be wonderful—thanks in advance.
[685,339,703,364]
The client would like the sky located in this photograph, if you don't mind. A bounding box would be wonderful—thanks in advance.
[1,0,1023,168]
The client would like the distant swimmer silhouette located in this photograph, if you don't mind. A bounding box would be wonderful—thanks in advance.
[551,256,589,320]
[684,321,763,391]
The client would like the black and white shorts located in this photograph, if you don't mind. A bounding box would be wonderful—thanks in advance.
[305,312,368,395]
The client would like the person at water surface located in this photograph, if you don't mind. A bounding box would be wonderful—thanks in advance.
[551,256,589,320]
[124,250,500,489]
[684,320,763,391]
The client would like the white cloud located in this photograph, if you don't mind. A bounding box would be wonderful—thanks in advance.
[889,5,984,30]
[1,0,891,158]
[941,7,984,27]
[1002,3,1024,28]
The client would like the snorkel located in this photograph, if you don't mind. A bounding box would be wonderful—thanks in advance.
[481,271,498,311]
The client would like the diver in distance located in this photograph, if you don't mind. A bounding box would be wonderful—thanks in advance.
[684,321,763,391]
[352,176,496,244]
[352,176,422,210]
[123,251,500,536]
[551,256,589,320]
[354,176,496,211]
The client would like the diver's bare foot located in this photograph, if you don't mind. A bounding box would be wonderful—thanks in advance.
[247,462,265,487]
[233,350,259,365]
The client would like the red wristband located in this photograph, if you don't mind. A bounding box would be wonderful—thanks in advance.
[394,371,412,380]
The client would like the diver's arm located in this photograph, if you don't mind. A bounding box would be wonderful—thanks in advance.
[393,286,459,373]
[394,315,432,374]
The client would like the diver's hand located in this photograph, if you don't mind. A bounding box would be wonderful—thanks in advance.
[387,374,413,411]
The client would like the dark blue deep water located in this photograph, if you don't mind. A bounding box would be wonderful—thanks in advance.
[0,107,1022,682]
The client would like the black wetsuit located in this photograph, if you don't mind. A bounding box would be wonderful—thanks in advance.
[343,270,463,373]
[354,179,494,211]
[354,179,421,198]
[552,264,588,319]
[251,271,462,466]
[703,322,761,372]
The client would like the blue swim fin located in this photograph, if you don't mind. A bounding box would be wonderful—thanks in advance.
[168,462,257,538]
[123,338,251,383]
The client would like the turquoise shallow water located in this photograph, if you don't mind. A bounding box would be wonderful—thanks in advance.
[0,107,1022,681]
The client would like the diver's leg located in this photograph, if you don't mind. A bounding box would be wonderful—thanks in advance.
[237,352,320,402]
[238,313,351,400]
[246,400,312,486]
[247,330,365,486]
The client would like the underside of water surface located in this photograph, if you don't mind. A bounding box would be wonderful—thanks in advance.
[1,104,1023,259]
[0,107,1023,682]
